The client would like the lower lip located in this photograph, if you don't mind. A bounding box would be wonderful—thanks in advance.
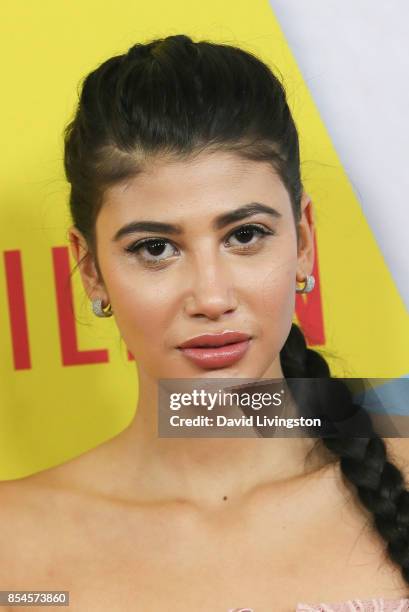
[178,339,251,369]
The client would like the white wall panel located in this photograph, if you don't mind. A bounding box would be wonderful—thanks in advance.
[270,0,409,309]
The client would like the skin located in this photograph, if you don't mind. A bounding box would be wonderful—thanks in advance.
[1,149,408,610]
[67,149,322,508]
[88,150,307,385]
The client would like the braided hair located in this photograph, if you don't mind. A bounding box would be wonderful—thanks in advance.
[63,33,409,590]
[281,323,409,589]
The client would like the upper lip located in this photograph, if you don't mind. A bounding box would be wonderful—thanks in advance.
[178,331,251,349]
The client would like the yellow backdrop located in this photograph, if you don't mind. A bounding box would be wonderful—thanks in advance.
[1,1,408,479]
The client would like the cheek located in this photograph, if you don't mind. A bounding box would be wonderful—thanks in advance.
[260,261,296,317]
[258,257,297,343]
[103,266,170,357]
[240,233,297,319]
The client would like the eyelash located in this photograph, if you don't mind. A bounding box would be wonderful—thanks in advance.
[124,223,276,267]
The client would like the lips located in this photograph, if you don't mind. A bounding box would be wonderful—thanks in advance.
[178,331,251,349]
[177,331,252,370]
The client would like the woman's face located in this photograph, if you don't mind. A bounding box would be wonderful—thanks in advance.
[69,150,314,381]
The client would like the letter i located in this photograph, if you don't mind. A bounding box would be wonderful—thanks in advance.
[3,250,31,370]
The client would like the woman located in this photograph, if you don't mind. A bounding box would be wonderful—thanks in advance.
[1,34,409,611]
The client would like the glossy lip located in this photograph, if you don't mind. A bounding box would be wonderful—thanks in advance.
[178,331,251,349]
[178,338,251,370]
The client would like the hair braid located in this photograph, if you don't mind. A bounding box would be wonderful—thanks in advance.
[280,323,409,590]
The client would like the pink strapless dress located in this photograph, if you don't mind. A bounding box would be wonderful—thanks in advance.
[296,598,409,611]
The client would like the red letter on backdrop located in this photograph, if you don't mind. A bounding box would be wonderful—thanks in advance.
[4,250,31,370]
[295,233,325,346]
[52,246,109,366]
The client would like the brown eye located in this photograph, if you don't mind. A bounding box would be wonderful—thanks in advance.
[226,223,275,248]
[142,240,168,257]
[124,222,275,268]
[125,238,178,264]
[233,226,260,243]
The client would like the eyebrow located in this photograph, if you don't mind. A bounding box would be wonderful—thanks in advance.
[112,202,282,241]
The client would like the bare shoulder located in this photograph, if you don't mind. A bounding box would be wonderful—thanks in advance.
[0,471,60,539]
[0,439,114,553]
[0,461,104,593]
[0,474,41,515]
[0,475,52,590]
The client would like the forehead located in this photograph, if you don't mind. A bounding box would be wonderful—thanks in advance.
[99,150,290,222]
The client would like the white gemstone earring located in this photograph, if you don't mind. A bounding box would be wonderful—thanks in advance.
[92,297,113,317]
[296,274,315,294]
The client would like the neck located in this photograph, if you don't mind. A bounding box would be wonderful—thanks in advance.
[108,361,325,510]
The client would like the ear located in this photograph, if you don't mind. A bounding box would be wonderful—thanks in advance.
[296,191,315,283]
[67,226,108,303]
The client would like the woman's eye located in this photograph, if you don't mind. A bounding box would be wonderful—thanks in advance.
[225,224,275,249]
[125,239,177,265]
[124,223,275,266]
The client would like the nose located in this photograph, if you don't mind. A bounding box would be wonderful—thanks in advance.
[183,252,238,320]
